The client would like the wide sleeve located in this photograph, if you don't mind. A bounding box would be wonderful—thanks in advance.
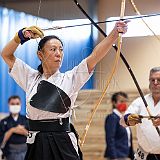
[9,58,38,92]
[68,58,94,92]
[125,97,141,115]
[105,114,118,159]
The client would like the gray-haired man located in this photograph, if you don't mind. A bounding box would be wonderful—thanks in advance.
[121,67,160,160]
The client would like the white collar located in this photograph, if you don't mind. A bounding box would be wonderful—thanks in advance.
[150,93,160,107]
[113,109,122,118]
[12,115,19,121]
[42,70,60,79]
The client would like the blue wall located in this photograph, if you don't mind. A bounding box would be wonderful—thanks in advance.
[0,7,94,114]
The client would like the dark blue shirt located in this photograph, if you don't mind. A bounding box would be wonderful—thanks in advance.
[0,114,28,145]
[104,112,133,159]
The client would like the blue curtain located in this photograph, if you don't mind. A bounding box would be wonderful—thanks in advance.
[0,7,94,114]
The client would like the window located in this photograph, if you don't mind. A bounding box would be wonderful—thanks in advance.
[106,15,160,37]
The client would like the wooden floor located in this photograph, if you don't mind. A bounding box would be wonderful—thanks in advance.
[73,89,149,160]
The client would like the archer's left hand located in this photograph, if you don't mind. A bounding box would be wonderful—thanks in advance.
[114,20,129,34]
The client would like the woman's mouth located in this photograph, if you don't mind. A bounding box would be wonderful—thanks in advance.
[55,59,61,62]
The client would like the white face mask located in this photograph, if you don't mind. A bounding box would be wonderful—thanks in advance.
[9,105,21,114]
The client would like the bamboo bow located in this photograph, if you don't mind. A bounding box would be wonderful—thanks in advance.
[79,0,126,147]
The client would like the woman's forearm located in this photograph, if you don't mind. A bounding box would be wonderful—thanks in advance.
[86,20,128,72]
[1,39,19,69]
[86,29,118,72]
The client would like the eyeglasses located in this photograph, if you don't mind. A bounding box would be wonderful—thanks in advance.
[149,78,160,84]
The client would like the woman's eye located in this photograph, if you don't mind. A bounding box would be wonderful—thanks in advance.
[51,48,56,51]
[60,48,63,51]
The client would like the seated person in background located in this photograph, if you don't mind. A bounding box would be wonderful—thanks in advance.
[0,95,28,160]
[104,92,134,160]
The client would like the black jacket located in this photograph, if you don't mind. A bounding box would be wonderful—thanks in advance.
[0,114,28,156]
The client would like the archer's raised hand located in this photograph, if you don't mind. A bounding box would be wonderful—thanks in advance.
[23,26,44,39]
[114,20,129,34]
[14,26,44,44]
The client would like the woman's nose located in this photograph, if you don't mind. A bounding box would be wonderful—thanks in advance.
[55,49,61,57]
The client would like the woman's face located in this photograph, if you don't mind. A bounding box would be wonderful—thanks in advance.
[38,38,63,71]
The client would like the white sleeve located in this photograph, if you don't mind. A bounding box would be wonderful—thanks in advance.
[9,58,38,92]
[68,58,94,92]
[120,97,141,127]
[125,97,141,115]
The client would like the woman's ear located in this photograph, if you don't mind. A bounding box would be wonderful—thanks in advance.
[37,51,43,61]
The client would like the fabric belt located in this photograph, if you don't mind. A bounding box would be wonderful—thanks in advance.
[28,117,70,132]
[148,154,160,159]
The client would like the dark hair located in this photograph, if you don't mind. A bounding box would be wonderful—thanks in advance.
[8,95,21,103]
[37,35,63,74]
[111,92,128,103]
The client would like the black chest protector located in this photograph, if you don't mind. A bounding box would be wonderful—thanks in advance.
[30,80,71,113]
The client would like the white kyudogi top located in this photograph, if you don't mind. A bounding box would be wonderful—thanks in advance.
[9,58,93,147]
[9,58,93,120]
[125,94,160,154]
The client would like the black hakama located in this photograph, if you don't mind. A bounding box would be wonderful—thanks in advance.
[25,131,81,160]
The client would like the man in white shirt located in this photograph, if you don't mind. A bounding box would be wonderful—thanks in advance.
[121,67,160,160]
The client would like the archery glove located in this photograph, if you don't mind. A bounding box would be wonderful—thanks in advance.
[124,113,142,126]
[14,26,44,44]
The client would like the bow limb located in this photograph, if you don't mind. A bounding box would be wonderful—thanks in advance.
[117,0,126,72]
[74,0,160,145]
[80,0,126,147]
[129,0,160,42]
[80,50,122,147]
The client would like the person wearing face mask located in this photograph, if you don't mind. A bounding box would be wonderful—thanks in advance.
[104,92,134,160]
[0,95,28,160]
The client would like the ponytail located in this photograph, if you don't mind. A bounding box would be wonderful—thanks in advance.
[37,63,43,74]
